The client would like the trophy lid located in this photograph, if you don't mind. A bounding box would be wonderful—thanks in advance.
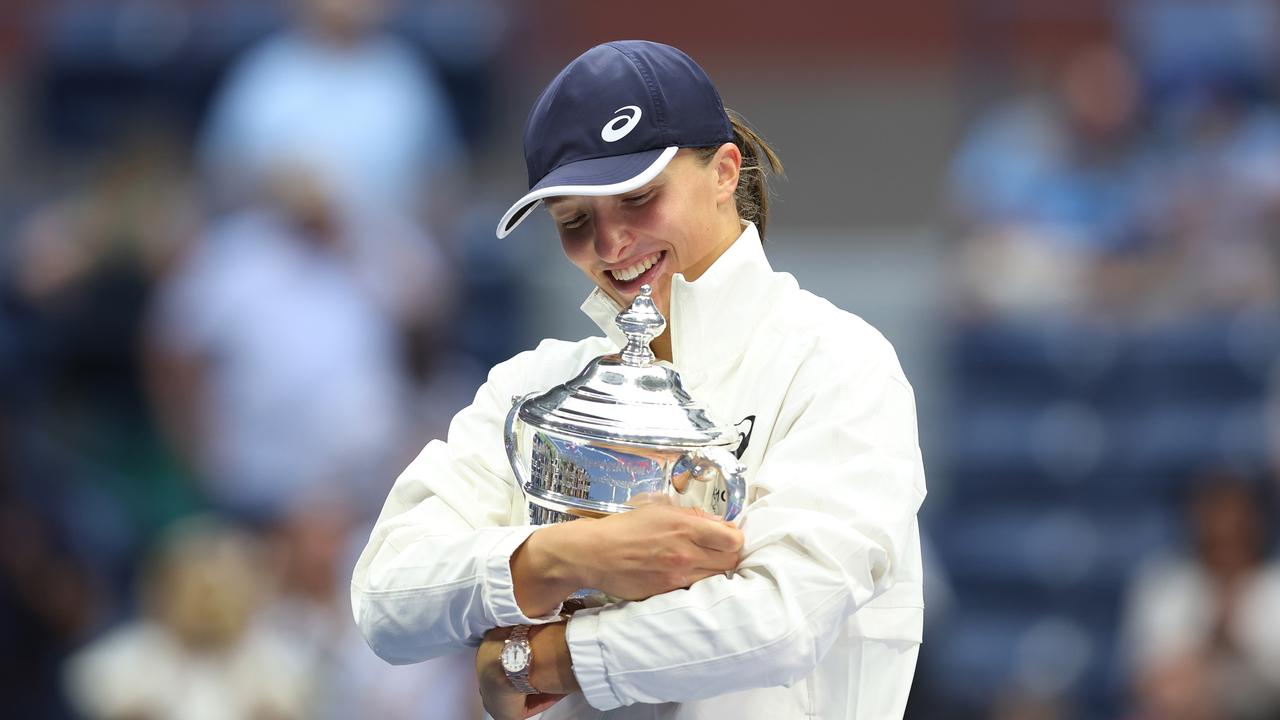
[517,285,741,448]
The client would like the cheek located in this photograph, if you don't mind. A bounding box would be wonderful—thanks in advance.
[559,233,594,270]
[655,210,709,269]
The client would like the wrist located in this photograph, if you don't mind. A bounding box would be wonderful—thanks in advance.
[527,621,578,694]
[511,522,593,614]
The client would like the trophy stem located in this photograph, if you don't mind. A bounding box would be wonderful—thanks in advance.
[615,284,666,368]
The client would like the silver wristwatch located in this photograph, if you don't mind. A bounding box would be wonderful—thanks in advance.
[500,625,538,694]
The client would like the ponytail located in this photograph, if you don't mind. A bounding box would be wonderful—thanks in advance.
[696,108,784,239]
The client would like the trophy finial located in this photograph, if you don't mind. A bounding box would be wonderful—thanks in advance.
[615,284,666,366]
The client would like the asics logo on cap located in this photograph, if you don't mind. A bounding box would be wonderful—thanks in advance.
[601,105,642,142]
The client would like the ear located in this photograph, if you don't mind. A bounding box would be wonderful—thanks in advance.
[711,142,742,206]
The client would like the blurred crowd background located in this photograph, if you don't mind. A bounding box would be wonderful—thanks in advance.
[1,1,1278,719]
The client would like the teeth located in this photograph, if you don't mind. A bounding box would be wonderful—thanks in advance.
[610,252,661,282]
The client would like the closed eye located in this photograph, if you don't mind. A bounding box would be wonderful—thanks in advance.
[622,189,655,206]
[559,213,588,230]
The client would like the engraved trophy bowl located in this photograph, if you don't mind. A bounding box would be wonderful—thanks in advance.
[504,285,748,528]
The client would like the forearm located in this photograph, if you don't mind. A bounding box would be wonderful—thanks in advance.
[358,516,600,660]
[353,519,560,663]
[506,506,752,691]
[353,441,567,663]
[509,522,590,618]
[567,548,847,707]
[564,505,922,710]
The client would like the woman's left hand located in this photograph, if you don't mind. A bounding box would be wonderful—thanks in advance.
[476,626,569,720]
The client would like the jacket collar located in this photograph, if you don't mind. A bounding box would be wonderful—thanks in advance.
[580,222,775,373]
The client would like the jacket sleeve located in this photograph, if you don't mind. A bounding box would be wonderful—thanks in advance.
[350,349,568,665]
[564,351,928,710]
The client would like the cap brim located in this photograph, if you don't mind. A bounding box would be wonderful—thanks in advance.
[496,146,679,238]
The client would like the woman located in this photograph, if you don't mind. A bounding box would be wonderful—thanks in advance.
[352,40,927,719]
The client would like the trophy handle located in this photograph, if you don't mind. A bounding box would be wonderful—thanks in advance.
[675,446,746,522]
[504,394,536,497]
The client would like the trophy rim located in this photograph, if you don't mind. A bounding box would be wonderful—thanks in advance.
[517,355,741,448]
[519,402,740,449]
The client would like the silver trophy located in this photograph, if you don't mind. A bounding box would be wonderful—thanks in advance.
[504,285,747,527]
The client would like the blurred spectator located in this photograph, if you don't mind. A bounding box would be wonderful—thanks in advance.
[10,122,197,470]
[394,0,509,150]
[1135,91,1280,315]
[950,30,1280,324]
[146,173,419,521]
[199,0,464,221]
[63,517,311,720]
[4,121,202,595]
[1119,0,1280,108]
[948,43,1150,319]
[1121,472,1280,720]
[0,419,99,719]
[190,0,470,486]
[260,497,482,719]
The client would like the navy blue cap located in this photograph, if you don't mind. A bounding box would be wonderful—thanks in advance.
[497,40,733,238]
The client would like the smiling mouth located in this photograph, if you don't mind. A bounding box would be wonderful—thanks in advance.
[605,251,666,293]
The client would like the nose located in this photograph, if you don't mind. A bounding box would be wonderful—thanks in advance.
[592,215,634,264]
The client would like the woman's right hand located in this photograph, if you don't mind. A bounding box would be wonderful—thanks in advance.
[510,504,744,615]
[575,503,744,601]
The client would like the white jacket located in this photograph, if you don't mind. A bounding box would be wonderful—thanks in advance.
[352,224,927,718]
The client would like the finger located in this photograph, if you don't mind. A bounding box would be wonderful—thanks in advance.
[685,564,736,586]
[688,520,744,552]
[524,694,567,717]
[483,693,527,720]
[691,547,742,573]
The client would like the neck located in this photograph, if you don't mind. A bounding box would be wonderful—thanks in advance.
[684,214,747,283]
[652,218,744,364]
[651,330,673,363]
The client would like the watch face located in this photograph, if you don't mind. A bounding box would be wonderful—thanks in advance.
[500,640,531,673]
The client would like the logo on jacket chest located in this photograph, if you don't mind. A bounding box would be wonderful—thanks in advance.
[733,414,756,459]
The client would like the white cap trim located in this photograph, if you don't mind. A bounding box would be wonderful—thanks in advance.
[496,146,679,238]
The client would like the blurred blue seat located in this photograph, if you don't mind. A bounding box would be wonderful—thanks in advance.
[930,310,1278,717]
